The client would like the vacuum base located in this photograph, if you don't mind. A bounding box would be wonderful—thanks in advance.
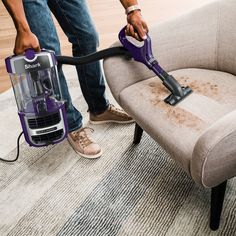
[19,104,68,147]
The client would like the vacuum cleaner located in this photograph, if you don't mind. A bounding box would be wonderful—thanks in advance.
[0,27,192,162]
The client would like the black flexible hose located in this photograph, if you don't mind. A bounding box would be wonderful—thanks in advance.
[0,132,24,163]
[56,46,131,65]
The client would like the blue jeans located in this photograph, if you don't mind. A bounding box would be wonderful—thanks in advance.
[23,0,109,132]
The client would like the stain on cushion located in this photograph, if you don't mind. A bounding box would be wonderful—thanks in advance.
[146,80,205,131]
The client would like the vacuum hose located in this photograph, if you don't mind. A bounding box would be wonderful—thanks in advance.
[56,47,131,65]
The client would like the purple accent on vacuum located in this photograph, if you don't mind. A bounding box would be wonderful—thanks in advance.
[119,26,165,75]
[5,58,12,73]
[25,49,36,60]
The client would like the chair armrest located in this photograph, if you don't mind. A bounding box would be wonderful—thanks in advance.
[103,1,219,102]
[191,110,236,188]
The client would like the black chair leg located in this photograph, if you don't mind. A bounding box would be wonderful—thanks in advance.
[210,181,227,231]
[133,123,143,144]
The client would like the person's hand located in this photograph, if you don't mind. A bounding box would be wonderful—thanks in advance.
[14,29,40,55]
[126,10,149,41]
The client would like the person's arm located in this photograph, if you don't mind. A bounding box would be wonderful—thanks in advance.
[120,0,148,40]
[2,0,40,55]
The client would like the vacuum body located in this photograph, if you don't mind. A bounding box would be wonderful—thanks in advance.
[5,49,68,147]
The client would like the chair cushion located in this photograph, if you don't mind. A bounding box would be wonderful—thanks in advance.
[192,110,236,187]
[119,68,236,175]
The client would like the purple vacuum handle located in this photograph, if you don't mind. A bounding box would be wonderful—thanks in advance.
[118,26,165,76]
[119,26,154,68]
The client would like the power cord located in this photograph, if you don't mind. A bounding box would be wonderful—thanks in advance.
[0,132,24,163]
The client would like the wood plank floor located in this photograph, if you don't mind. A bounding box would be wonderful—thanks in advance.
[0,0,211,93]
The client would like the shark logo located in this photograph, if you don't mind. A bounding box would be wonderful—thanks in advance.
[25,62,41,70]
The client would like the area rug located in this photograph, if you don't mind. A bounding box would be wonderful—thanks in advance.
[0,123,236,236]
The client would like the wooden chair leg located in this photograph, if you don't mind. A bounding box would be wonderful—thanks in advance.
[133,123,143,144]
[210,181,227,230]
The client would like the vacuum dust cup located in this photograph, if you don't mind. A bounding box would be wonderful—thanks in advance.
[5,49,68,147]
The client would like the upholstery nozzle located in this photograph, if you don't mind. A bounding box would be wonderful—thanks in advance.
[164,86,192,106]
[162,75,192,105]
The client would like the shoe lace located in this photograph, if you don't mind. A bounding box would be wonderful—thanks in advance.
[73,127,94,148]
[108,104,128,117]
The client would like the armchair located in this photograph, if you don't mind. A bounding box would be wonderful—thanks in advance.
[103,0,236,230]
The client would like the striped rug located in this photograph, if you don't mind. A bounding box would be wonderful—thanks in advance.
[1,124,236,235]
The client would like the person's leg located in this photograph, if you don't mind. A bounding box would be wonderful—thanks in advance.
[48,0,109,114]
[23,0,82,132]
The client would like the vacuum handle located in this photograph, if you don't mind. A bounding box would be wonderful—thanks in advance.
[119,26,154,68]
[119,27,169,76]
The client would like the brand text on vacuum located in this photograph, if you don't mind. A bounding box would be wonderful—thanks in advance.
[25,62,41,70]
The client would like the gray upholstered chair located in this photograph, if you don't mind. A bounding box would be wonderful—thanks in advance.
[103,0,236,230]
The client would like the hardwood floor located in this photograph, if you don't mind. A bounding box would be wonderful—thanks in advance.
[0,0,211,93]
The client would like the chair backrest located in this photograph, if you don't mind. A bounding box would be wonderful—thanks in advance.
[146,0,220,73]
[148,0,236,75]
[217,0,236,75]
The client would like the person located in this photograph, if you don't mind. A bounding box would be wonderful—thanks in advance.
[3,0,149,159]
